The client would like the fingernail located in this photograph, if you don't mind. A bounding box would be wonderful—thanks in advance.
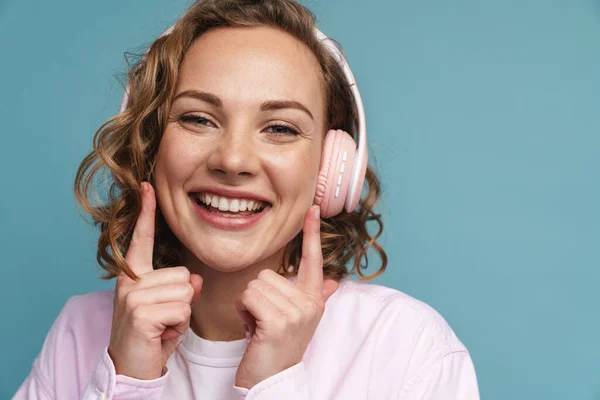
[313,205,320,219]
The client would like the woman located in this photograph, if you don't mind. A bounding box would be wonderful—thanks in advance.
[15,0,479,399]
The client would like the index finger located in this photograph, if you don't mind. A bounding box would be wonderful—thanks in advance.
[124,182,156,276]
[295,205,324,298]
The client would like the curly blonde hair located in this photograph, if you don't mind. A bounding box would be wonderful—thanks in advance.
[74,0,387,282]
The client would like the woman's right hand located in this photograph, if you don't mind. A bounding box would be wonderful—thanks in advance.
[108,182,203,380]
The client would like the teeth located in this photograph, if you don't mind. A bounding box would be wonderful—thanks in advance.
[196,193,266,213]
[218,197,229,211]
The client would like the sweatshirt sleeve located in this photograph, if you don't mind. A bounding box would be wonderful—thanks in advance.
[13,297,77,400]
[399,351,480,400]
[13,367,53,400]
[13,293,170,400]
[231,361,312,400]
[81,347,170,400]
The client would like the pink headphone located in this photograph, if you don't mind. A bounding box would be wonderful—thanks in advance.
[120,26,368,218]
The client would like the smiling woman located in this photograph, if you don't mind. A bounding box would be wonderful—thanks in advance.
[14,0,479,399]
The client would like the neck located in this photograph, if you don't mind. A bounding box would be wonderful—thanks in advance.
[183,249,285,342]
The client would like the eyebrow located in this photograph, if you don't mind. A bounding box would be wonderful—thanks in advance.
[173,90,314,120]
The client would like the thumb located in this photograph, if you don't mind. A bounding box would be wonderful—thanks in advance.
[236,308,256,338]
[321,279,339,302]
[190,274,203,305]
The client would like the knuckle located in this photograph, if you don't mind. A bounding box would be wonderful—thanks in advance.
[257,268,274,280]
[286,308,303,326]
[115,286,128,304]
[115,291,126,305]
[173,266,191,281]
[305,299,321,316]
[301,252,322,267]
[178,303,191,319]
[115,276,130,292]
[241,288,255,303]
[131,229,153,244]
[179,283,194,301]
[123,292,139,313]
[247,279,262,290]
[130,307,147,328]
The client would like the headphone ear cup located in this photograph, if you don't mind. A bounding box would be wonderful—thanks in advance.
[313,130,335,210]
[314,129,357,218]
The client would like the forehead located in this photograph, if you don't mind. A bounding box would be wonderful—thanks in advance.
[175,26,325,117]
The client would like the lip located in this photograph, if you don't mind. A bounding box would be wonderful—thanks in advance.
[190,195,271,231]
[188,186,272,205]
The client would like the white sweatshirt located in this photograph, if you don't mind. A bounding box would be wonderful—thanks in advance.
[15,276,480,399]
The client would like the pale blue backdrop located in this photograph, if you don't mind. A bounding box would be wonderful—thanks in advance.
[1,0,599,398]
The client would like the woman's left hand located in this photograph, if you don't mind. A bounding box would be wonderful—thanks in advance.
[234,205,339,390]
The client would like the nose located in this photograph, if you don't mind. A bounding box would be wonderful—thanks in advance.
[206,128,260,179]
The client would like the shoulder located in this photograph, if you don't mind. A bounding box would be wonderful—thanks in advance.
[30,290,115,396]
[318,278,475,395]
[62,289,115,321]
[42,289,114,342]
[332,277,467,351]
[56,290,115,342]
[59,289,115,354]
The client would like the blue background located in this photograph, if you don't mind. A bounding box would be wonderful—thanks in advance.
[1,0,599,398]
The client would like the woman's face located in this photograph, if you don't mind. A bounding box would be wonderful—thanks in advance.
[154,26,326,272]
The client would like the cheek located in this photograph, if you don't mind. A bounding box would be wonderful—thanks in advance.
[155,130,202,185]
[153,130,208,220]
[266,145,322,204]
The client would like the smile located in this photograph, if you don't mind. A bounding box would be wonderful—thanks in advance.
[193,192,268,214]
[190,192,271,230]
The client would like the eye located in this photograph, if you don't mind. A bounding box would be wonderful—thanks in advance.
[178,114,300,136]
[264,123,301,136]
[179,114,215,127]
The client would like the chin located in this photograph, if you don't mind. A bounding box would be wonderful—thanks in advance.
[201,260,254,273]
[184,240,274,273]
